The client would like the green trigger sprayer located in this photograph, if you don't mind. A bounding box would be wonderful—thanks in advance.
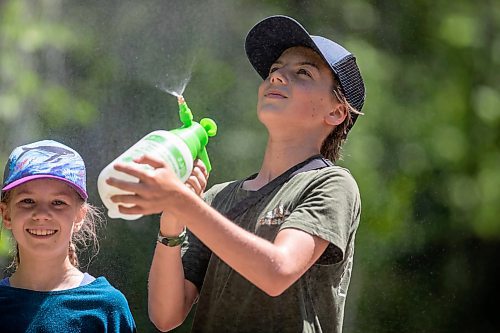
[172,95,217,173]
[97,95,218,220]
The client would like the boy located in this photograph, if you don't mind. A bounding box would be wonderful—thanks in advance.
[107,15,365,333]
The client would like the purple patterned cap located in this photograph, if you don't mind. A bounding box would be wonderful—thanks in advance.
[1,140,87,200]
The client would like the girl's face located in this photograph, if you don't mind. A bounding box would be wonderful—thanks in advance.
[257,46,345,136]
[0,179,86,262]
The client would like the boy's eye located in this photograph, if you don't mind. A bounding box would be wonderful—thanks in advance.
[269,66,279,74]
[297,68,312,77]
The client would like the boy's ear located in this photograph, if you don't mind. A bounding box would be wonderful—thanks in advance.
[325,104,347,126]
[0,203,12,229]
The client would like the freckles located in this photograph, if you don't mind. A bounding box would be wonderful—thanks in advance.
[310,107,317,118]
[307,99,316,117]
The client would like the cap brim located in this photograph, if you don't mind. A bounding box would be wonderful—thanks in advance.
[245,15,324,80]
[2,175,88,200]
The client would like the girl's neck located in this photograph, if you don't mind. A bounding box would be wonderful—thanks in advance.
[243,139,320,191]
[10,256,84,291]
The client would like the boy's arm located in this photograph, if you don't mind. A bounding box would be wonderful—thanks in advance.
[167,191,330,296]
[147,159,207,332]
[108,155,330,296]
[147,212,199,332]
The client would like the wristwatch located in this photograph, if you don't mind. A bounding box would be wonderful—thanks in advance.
[157,227,187,247]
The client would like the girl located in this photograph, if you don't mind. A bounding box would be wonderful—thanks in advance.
[0,140,136,332]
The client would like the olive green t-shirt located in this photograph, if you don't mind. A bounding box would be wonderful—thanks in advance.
[182,166,361,333]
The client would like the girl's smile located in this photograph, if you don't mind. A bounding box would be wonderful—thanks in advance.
[26,228,58,237]
[1,178,86,259]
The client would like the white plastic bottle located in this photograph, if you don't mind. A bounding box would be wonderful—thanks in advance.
[97,96,217,220]
[97,130,194,220]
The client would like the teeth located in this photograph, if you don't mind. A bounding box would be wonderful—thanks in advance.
[27,229,56,236]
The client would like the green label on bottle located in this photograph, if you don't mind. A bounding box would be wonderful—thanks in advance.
[117,133,189,179]
[145,134,166,143]
[169,145,187,176]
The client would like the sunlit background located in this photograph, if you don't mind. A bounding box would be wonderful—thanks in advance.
[1,1,499,332]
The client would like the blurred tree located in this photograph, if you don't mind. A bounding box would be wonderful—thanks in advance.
[1,0,499,332]
[0,0,103,267]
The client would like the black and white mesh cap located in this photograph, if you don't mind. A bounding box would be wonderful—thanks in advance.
[245,15,366,126]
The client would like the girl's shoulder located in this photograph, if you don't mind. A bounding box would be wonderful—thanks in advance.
[80,272,96,286]
[81,276,120,294]
[65,276,132,311]
[0,276,136,331]
[0,276,118,303]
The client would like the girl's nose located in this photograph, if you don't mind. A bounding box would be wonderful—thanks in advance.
[32,205,51,221]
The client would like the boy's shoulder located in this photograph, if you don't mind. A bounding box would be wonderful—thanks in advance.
[288,165,360,199]
[204,180,241,203]
[295,164,357,184]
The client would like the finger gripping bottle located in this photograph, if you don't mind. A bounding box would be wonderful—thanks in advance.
[97,95,217,220]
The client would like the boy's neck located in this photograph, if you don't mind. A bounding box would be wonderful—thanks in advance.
[9,255,84,291]
[243,142,320,191]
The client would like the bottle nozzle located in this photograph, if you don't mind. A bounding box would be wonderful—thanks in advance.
[171,94,217,173]
[177,95,193,127]
[177,95,185,105]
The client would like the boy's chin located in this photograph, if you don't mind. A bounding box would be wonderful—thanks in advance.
[257,108,282,124]
[257,103,287,116]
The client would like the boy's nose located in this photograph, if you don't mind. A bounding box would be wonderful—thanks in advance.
[269,69,287,85]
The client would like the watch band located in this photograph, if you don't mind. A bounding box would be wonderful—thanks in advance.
[157,227,187,247]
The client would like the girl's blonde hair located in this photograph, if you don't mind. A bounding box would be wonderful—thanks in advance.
[1,190,103,271]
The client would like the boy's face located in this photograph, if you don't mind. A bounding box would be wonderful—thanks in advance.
[257,46,344,136]
[0,178,86,262]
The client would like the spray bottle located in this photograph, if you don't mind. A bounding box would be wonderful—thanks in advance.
[97,95,217,220]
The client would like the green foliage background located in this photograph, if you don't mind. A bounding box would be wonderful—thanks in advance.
[1,0,499,332]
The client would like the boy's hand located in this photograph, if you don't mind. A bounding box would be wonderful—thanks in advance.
[107,155,208,216]
[185,159,209,197]
[160,159,208,235]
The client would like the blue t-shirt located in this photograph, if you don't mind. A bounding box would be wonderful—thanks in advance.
[0,272,95,287]
[0,276,136,332]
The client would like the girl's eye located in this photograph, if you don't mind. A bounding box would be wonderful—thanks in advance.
[53,200,66,206]
[20,198,34,204]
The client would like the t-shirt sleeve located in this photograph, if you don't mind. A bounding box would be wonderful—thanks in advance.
[112,290,137,333]
[180,182,230,291]
[181,230,212,292]
[87,279,137,332]
[280,167,360,264]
